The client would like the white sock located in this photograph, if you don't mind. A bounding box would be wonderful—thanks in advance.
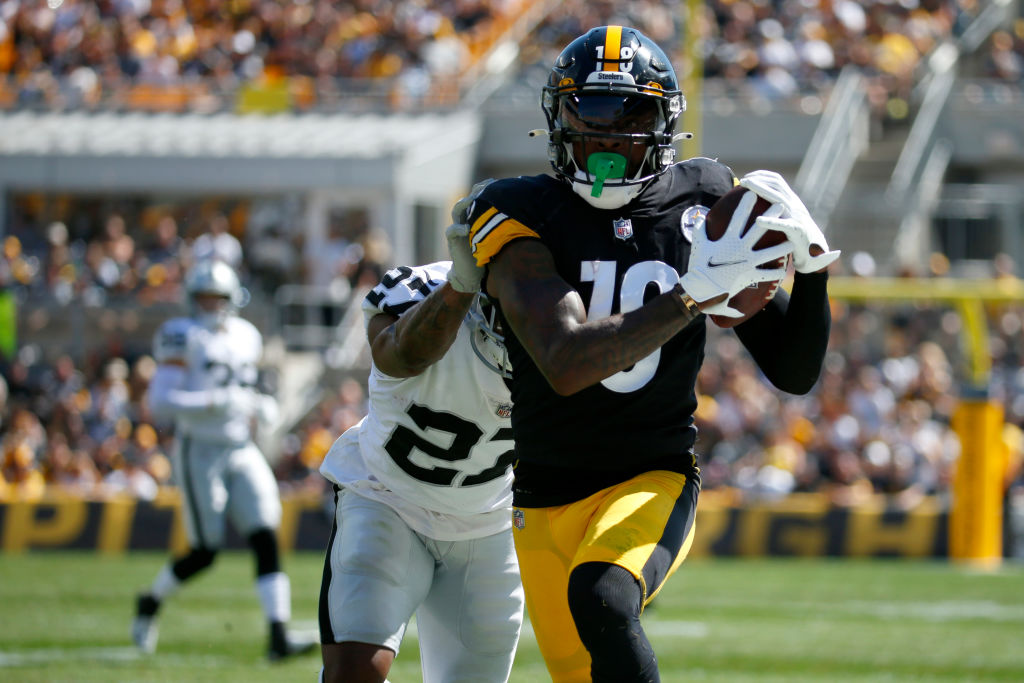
[150,565,181,601]
[257,571,291,623]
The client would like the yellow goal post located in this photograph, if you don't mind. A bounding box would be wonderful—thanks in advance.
[826,275,1024,567]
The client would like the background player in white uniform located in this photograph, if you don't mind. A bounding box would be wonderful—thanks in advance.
[132,259,316,661]
[319,185,524,683]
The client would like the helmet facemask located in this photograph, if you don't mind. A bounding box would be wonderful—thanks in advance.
[185,260,247,330]
[192,293,233,330]
[467,293,512,379]
[561,93,672,208]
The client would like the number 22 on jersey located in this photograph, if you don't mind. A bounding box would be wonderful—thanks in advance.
[384,403,514,487]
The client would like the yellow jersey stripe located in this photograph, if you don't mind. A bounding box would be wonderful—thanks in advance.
[471,215,540,267]
[471,210,508,251]
[470,206,499,238]
[603,25,622,72]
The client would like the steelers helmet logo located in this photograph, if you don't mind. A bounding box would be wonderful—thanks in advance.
[680,204,709,243]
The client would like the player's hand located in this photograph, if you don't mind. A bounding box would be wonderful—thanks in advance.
[679,189,793,318]
[451,178,495,225]
[445,222,481,293]
[739,170,841,273]
[221,385,263,417]
[446,178,495,293]
[206,387,233,412]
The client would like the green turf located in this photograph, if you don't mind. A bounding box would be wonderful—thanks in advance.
[1,553,1023,682]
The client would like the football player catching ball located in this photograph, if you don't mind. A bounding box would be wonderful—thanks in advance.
[456,25,839,683]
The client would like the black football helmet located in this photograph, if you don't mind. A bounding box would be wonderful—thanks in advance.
[540,26,686,210]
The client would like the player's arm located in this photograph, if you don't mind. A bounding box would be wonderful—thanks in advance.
[732,170,838,395]
[146,362,231,418]
[368,281,475,378]
[147,322,234,418]
[733,270,831,395]
[487,240,702,396]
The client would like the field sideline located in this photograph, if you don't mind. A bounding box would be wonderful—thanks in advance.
[1,552,1023,682]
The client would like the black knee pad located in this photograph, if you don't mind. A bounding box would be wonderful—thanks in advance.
[172,547,217,581]
[568,562,642,634]
[568,562,659,683]
[248,527,281,577]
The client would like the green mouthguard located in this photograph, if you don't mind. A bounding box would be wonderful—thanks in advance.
[587,152,627,197]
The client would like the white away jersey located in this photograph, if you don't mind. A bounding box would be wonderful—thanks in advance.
[320,262,515,540]
[151,315,264,444]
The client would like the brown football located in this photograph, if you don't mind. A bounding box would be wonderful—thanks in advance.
[703,186,790,328]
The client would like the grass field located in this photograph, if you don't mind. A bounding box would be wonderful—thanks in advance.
[1,552,1023,682]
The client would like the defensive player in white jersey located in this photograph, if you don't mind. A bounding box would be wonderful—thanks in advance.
[318,186,523,683]
[133,259,316,661]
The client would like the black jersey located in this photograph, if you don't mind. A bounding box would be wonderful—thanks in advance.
[468,158,737,507]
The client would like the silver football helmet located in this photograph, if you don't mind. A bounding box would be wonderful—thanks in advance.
[185,259,247,329]
[467,293,512,379]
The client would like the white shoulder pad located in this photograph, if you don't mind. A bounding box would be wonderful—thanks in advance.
[153,317,198,364]
[361,262,451,329]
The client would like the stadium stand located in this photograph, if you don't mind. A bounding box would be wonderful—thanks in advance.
[0,0,553,112]
[2,0,1024,558]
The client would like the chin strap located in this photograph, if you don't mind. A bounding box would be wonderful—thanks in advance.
[572,178,643,210]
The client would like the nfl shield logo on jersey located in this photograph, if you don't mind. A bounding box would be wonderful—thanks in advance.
[680,204,709,243]
[513,508,525,530]
[495,402,512,419]
[612,217,633,241]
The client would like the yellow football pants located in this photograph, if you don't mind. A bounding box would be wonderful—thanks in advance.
[512,469,699,682]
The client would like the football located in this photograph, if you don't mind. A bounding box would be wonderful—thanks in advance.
[702,186,790,328]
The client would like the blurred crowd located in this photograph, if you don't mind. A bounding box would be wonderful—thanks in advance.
[696,254,1024,512]
[1,0,1023,523]
[3,210,201,309]
[0,197,388,307]
[0,0,522,111]
[517,0,1022,127]
[1,0,1020,114]
[0,344,369,501]
[3,254,1024,515]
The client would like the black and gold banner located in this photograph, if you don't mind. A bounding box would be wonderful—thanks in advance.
[690,492,948,558]
[0,490,948,557]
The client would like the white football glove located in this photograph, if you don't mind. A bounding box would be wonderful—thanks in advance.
[204,387,233,413]
[739,170,841,273]
[225,385,264,418]
[446,178,496,293]
[679,190,794,318]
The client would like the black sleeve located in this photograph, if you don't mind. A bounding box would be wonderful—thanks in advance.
[733,271,831,395]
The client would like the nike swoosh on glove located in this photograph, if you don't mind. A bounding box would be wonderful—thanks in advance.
[739,170,841,273]
[679,190,794,317]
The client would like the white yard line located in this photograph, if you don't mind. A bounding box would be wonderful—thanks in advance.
[687,595,1024,622]
[0,647,231,667]
[401,617,709,641]
[844,600,1024,622]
